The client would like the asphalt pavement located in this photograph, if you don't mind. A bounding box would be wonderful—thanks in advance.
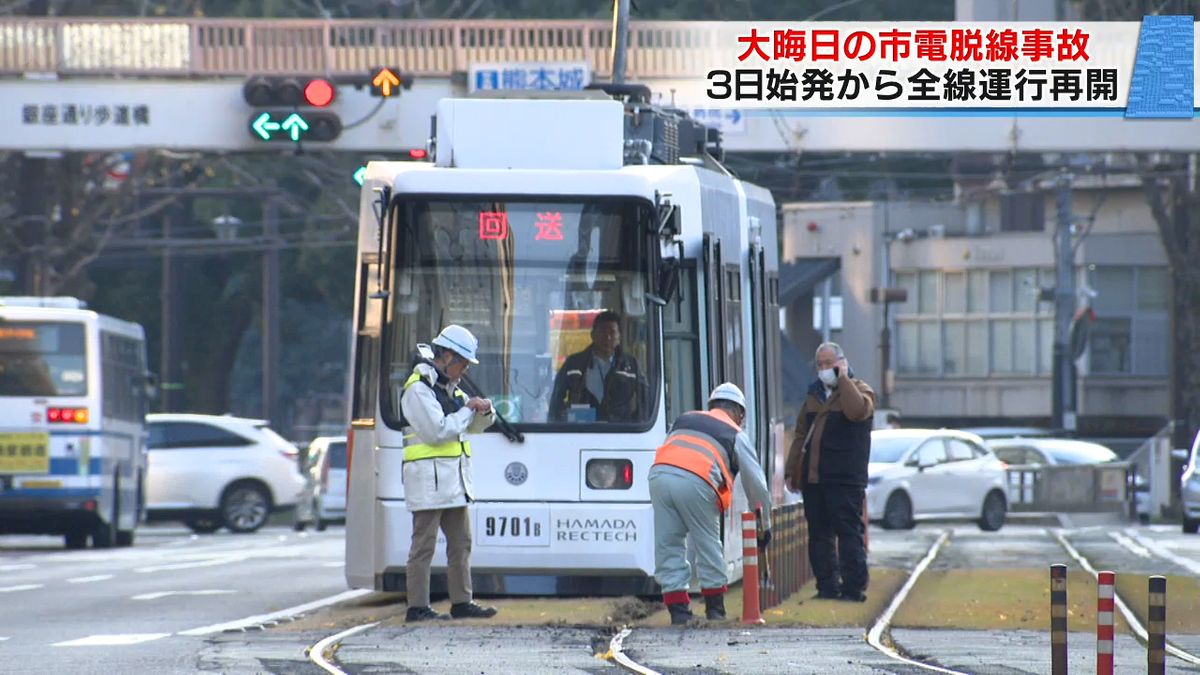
[3,521,1200,674]
[0,524,349,675]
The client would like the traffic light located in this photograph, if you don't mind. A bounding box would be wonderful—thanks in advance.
[243,76,341,144]
[368,67,413,97]
[250,111,341,142]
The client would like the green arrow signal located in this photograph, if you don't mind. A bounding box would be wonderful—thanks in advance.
[251,112,281,140]
[282,113,309,141]
[353,166,367,186]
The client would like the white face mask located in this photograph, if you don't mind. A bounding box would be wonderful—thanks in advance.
[818,368,837,386]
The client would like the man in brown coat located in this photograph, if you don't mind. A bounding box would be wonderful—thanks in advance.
[785,342,876,602]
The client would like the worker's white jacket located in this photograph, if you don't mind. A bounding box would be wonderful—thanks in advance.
[400,363,496,512]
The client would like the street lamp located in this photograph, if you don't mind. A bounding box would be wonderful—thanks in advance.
[212,214,244,241]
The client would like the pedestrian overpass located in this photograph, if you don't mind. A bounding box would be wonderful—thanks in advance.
[0,17,1196,153]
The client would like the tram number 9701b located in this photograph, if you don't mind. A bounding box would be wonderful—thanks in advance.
[484,515,542,538]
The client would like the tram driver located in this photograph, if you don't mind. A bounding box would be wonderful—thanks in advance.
[548,310,647,423]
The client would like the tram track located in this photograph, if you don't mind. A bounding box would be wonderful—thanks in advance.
[610,528,974,674]
[1052,528,1200,668]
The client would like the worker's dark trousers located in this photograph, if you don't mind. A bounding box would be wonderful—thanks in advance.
[802,483,868,596]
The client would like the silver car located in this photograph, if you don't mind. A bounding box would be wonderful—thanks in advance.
[1183,431,1200,534]
[294,436,348,531]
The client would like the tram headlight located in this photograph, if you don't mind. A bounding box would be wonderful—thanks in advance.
[586,459,633,490]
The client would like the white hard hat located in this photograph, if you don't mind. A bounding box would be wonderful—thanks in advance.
[431,324,480,364]
[708,382,746,411]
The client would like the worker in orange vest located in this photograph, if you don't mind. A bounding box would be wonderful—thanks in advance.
[649,383,772,625]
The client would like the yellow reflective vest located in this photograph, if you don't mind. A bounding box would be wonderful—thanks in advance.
[401,368,472,462]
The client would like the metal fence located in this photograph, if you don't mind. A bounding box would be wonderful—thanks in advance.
[0,18,717,78]
[1006,462,1133,513]
[758,501,811,610]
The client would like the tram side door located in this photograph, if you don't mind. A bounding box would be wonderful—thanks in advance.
[702,234,725,390]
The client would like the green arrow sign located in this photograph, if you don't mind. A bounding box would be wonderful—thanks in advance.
[250,112,315,142]
[281,113,309,141]
[353,166,367,186]
[251,112,281,140]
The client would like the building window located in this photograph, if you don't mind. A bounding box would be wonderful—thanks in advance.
[943,321,965,374]
[999,190,1046,232]
[1084,265,1169,376]
[943,272,965,314]
[967,270,988,313]
[989,270,1012,313]
[897,267,1057,377]
[1090,317,1132,374]
[918,271,938,314]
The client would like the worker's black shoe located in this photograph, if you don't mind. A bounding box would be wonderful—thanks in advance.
[839,590,867,602]
[450,601,498,619]
[704,594,726,621]
[667,602,694,626]
[405,606,449,622]
[814,589,841,600]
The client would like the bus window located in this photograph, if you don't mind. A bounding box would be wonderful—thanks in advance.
[381,198,660,432]
[0,321,86,397]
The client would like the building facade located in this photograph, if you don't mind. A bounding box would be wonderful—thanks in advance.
[781,179,1170,444]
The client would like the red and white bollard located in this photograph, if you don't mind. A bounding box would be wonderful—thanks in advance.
[741,511,764,624]
[1097,570,1115,675]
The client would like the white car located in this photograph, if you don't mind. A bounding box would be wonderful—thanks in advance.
[1181,430,1200,534]
[145,413,307,534]
[294,436,348,531]
[867,429,1008,531]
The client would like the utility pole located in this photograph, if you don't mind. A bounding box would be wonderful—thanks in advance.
[158,198,183,412]
[1052,171,1077,433]
[16,156,48,295]
[610,0,630,84]
[262,198,280,424]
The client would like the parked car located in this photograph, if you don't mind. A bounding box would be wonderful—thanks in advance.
[868,429,1008,531]
[961,426,1056,441]
[987,437,1150,521]
[1182,430,1200,534]
[987,438,1119,467]
[293,436,348,532]
[145,413,307,534]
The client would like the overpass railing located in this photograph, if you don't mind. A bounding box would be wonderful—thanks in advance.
[0,18,717,78]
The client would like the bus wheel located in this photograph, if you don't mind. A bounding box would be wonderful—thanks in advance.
[92,518,116,548]
[65,530,88,549]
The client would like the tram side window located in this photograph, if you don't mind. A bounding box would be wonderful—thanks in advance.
[663,263,700,427]
[352,261,383,421]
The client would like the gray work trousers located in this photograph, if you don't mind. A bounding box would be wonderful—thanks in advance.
[406,506,473,608]
[648,465,727,594]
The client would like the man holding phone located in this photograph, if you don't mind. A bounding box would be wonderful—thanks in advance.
[784,342,876,602]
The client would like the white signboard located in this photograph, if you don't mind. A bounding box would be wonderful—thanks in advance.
[469,61,592,93]
[0,79,445,152]
[690,107,746,135]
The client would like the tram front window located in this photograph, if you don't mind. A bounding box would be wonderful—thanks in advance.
[383,198,660,432]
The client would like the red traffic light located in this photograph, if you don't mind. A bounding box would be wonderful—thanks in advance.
[303,78,335,107]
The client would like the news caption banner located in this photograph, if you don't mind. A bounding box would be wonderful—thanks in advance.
[666,17,1196,117]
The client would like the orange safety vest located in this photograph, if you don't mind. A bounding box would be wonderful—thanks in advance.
[653,409,739,512]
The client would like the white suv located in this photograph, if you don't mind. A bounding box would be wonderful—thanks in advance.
[144,414,307,534]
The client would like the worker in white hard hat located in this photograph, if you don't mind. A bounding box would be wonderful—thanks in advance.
[648,382,772,625]
[400,324,498,622]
